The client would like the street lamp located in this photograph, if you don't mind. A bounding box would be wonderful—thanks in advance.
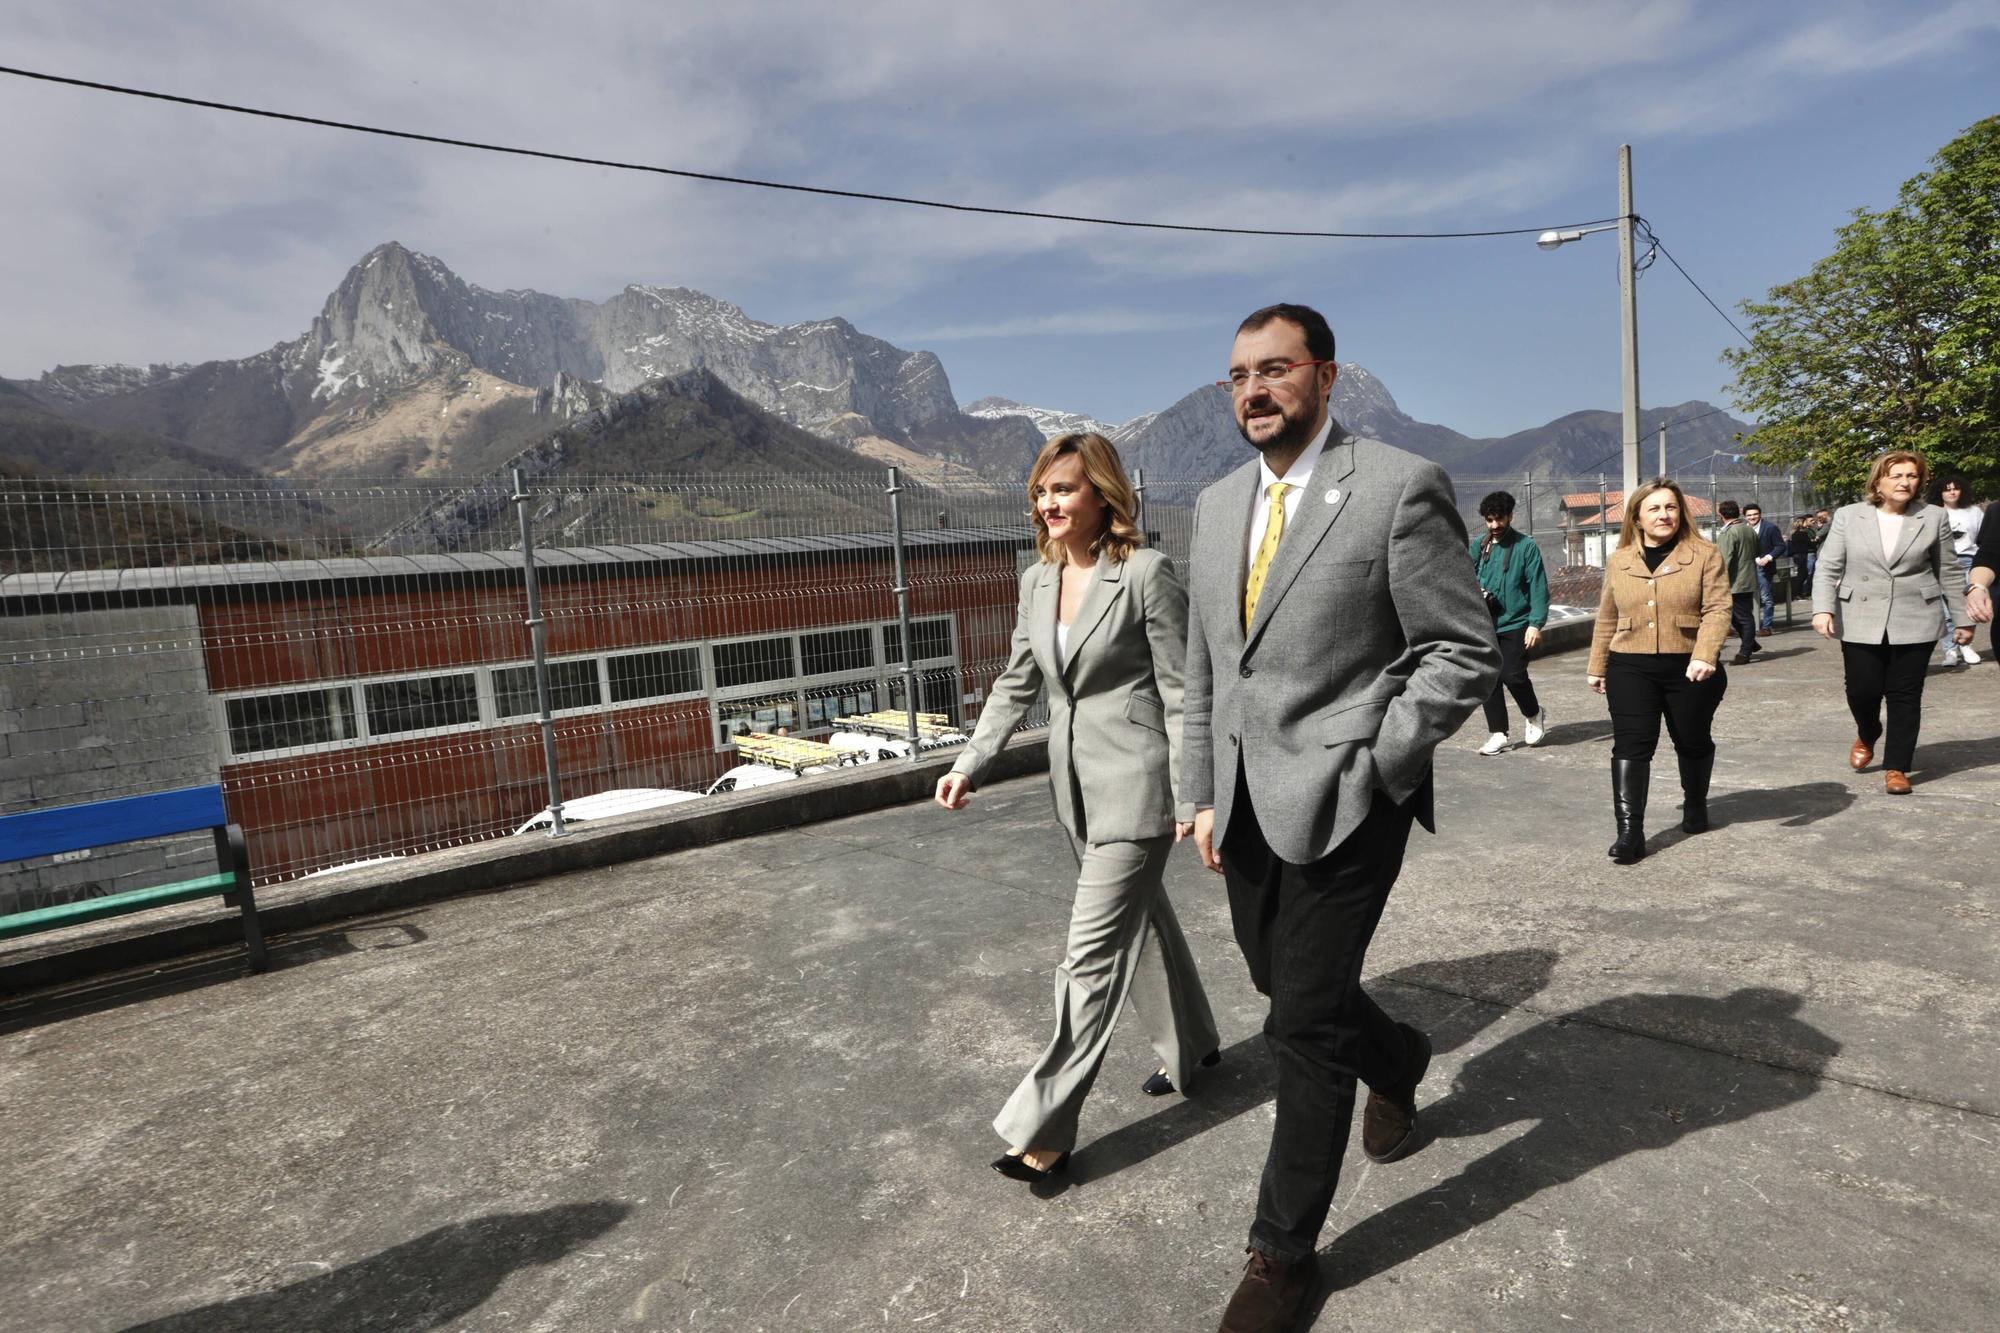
[1538,144,1643,499]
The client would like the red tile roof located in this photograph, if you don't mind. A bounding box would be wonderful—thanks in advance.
[1558,490,1716,528]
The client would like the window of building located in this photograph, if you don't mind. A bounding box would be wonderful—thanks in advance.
[607,646,702,703]
[717,695,798,746]
[883,617,953,664]
[806,679,878,729]
[363,673,480,737]
[224,686,359,756]
[713,636,795,689]
[800,627,874,678]
[493,658,602,720]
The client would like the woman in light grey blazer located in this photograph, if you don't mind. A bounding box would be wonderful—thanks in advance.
[936,431,1219,1183]
[1812,450,1972,794]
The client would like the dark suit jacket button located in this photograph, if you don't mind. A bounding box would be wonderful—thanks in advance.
[1239,666,1254,678]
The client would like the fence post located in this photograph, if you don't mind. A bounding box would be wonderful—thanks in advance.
[512,468,566,837]
[885,466,921,758]
[1598,475,1610,565]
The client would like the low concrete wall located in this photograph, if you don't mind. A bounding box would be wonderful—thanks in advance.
[0,734,1051,995]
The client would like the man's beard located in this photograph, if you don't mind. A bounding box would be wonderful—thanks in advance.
[1236,401,1320,456]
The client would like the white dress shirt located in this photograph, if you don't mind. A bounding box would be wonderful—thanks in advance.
[1245,415,1335,568]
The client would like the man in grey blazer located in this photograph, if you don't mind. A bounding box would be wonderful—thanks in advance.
[1186,304,1499,1331]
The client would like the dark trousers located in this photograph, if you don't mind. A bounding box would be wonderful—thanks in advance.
[1729,592,1759,657]
[1841,639,1930,771]
[1481,626,1542,733]
[1605,652,1727,761]
[1221,766,1420,1261]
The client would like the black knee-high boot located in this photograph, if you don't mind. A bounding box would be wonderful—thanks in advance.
[1678,750,1713,834]
[1608,758,1649,863]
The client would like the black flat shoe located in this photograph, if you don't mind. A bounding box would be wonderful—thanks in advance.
[991,1151,1069,1182]
[1141,1049,1222,1096]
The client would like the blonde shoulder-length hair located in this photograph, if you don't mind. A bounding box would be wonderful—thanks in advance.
[1864,450,1928,507]
[1616,476,1696,550]
[1027,432,1145,564]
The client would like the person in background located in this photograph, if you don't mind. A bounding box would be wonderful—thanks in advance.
[1586,478,1732,863]
[1811,451,1971,795]
[1789,513,1820,598]
[1469,490,1552,755]
[1714,501,1760,663]
[1931,476,1984,666]
[936,431,1220,1186]
[1965,497,1999,629]
[1743,504,1787,633]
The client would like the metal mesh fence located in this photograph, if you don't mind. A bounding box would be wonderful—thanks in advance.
[0,462,1811,907]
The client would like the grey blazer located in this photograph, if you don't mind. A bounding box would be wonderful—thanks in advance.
[1183,424,1500,864]
[950,546,1193,844]
[1811,501,1965,645]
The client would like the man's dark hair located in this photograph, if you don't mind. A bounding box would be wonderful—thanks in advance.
[1237,303,1336,363]
[1478,491,1516,520]
[1718,500,1741,520]
[1744,503,1762,516]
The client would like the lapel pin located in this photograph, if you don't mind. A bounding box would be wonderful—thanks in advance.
[1324,488,1341,505]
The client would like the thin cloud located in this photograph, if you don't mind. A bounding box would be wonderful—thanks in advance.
[898,310,1210,342]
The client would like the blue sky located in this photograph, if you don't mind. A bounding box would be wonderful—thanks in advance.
[2,1,1995,438]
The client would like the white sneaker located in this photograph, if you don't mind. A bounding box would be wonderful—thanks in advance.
[1478,732,1509,756]
[1943,646,1962,667]
[1964,646,1983,665]
[1523,709,1548,747]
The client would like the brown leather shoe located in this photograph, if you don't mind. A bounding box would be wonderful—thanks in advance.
[1218,1248,1320,1333]
[1848,738,1873,771]
[1884,770,1912,795]
[1362,1025,1432,1164]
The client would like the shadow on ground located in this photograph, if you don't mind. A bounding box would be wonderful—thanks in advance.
[117,1201,630,1333]
[0,922,429,1036]
[1702,781,1857,830]
[1914,734,2000,784]
[1307,983,1837,1314]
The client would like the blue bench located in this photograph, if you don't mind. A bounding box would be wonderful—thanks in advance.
[0,784,267,972]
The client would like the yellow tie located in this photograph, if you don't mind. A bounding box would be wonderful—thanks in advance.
[1244,481,1293,630]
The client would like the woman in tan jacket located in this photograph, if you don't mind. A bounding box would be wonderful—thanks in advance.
[1587,478,1733,863]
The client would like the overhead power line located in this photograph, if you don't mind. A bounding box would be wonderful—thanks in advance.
[0,64,1624,242]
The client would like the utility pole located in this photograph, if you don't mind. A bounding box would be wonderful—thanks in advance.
[1658,422,1667,477]
[1617,145,1642,499]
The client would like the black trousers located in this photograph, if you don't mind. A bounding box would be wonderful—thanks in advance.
[1481,626,1542,733]
[1605,652,1727,762]
[1841,639,1930,771]
[1728,592,1759,656]
[1221,765,1421,1261]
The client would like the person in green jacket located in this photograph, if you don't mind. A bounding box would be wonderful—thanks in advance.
[1469,491,1551,754]
[1714,500,1761,663]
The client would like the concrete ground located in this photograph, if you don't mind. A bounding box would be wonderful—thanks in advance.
[2,625,1996,1332]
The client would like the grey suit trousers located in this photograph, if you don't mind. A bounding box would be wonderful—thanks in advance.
[992,833,1219,1154]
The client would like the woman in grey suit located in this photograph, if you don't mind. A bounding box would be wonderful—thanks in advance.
[936,431,1219,1183]
[1812,450,1972,794]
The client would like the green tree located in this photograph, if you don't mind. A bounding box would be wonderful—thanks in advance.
[1726,116,1999,496]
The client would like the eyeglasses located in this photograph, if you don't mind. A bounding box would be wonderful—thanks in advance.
[1217,359,1329,393]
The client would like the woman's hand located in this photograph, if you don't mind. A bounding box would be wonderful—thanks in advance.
[1812,612,1837,639]
[1686,659,1716,683]
[1953,626,1975,646]
[1173,821,1194,844]
[934,773,973,810]
[1587,675,1606,695]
